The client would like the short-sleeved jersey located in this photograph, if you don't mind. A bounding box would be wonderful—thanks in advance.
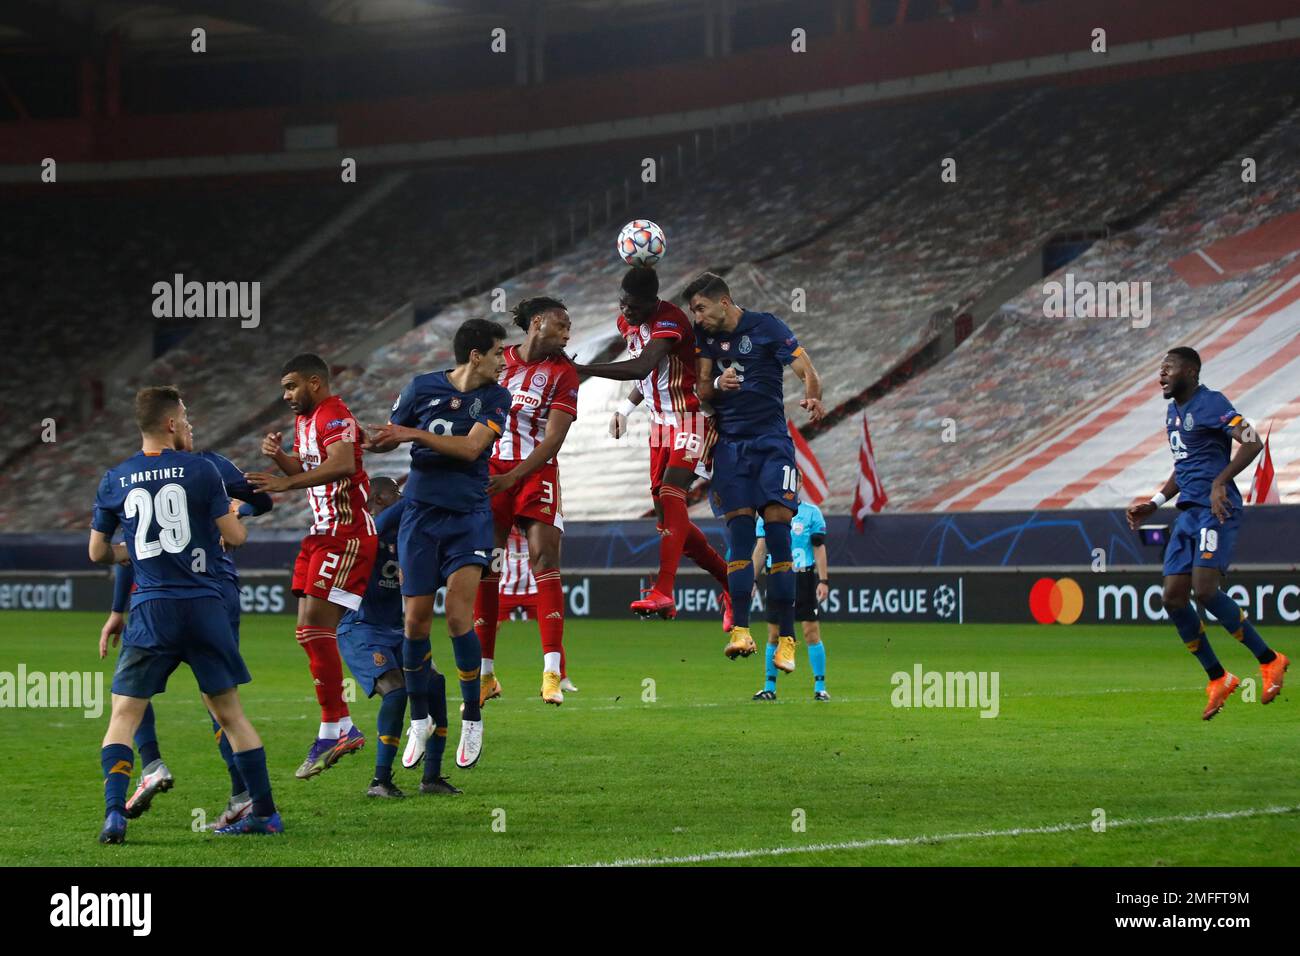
[756,501,827,570]
[493,346,579,464]
[390,370,510,513]
[1166,384,1244,511]
[345,496,407,632]
[293,394,376,537]
[92,448,232,608]
[617,300,702,428]
[696,309,803,439]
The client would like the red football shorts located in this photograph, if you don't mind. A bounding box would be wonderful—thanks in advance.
[490,458,564,532]
[649,416,716,495]
[291,532,378,611]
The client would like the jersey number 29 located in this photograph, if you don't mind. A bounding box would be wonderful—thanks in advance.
[124,484,192,558]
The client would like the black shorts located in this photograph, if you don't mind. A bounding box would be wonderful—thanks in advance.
[766,569,820,624]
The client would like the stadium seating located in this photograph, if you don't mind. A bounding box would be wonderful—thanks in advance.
[805,97,1300,512]
[4,58,1299,529]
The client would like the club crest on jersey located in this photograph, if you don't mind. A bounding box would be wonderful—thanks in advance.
[470,398,482,419]
[738,335,752,355]
[450,398,462,410]
[1183,412,1194,430]
[372,653,387,667]
[531,372,548,390]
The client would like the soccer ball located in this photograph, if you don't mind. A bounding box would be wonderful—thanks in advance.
[617,219,666,267]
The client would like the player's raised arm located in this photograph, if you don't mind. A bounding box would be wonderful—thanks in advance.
[790,349,825,422]
[1126,470,1178,529]
[262,431,303,476]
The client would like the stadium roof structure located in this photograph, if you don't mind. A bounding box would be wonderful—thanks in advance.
[0,0,796,58]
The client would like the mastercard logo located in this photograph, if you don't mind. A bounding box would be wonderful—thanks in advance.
[1029,577,1083,625]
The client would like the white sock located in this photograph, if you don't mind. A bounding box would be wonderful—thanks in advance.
[411,716,431,730]
[319,721,340,739]
[339,715,354,735]
[482,658,495,675]
[543,652,561,674]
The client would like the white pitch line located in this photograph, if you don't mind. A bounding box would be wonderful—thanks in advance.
[579,804,1300,867]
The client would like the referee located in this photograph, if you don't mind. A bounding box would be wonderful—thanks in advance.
[751,500,830,701]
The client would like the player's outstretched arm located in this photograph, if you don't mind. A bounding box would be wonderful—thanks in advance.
[489,410,574,495]
[367,421,498,463]
[1126,471,1178,529]
[814,543,830,603]
[791,351,825,422]
[247,440,356,494]
[576,339,671,382]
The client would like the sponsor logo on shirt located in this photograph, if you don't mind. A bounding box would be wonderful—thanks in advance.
[512,389,542,409]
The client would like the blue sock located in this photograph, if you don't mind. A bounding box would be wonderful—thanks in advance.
[232,747,276,818]
[403,637,432,721]
[726,514,756,629]
[764,521,797,638]
[764,641,778,693]
[808,642,827,693]
[1202,590,1276,664]
[210,713,246,796]
[101,743,134,816]
[1170,604,1224,679]
[134,703,161,766]
[375,688,406,782]
[450,630,482,723]
[424,671,449,782]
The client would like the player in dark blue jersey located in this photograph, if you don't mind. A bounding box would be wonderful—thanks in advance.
[1127,347,1288,719]
[89,386,282,842]
[365,318,511,773]
[337,477,462,798]
[686,272,825,673]
[99,419,272,831]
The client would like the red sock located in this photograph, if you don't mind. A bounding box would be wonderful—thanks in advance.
[535,570,565,656]
[684,521,729,588]
[475,573,501,659]
[654,486,690,595]
[296,625,348,722]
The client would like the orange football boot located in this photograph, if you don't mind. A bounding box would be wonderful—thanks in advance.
[1260,653,1289,705]
[1202,672,1240,721]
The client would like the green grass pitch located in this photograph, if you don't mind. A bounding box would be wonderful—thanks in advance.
[1,611,1296,866]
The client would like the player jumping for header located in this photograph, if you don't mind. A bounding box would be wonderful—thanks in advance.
[366,318,512,772]
[1126,346,1288,719]
[248,354,378,779]
[686,272,824,669]
[575,267,733,626]
[475,297,579,707]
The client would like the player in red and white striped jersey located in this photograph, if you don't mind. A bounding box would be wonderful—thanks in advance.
[474,297,579,707]
[575,267,732,626]
[247,354,378,778]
